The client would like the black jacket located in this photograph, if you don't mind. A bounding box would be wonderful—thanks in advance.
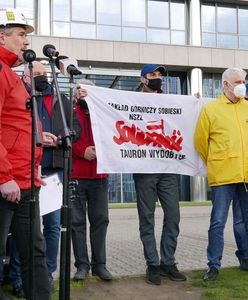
[37,86,81,169]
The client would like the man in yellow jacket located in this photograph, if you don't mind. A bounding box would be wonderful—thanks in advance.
[195,67,248,281]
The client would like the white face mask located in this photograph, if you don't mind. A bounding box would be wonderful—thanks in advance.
[233,83,246,98]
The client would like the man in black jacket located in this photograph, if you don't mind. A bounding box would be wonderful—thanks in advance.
[134,64,186,285]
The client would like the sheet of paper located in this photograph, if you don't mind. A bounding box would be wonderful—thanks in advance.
[39,173,63,216]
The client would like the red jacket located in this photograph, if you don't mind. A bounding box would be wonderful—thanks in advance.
[71,105,107,179]
[0,46,42,189]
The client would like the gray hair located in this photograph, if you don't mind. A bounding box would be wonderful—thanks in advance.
[73,79,95,96]
[222,67,247,85]
[0,25,15,36]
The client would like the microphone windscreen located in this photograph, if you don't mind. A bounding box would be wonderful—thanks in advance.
[43,44,57,57]
[23,49,36,63]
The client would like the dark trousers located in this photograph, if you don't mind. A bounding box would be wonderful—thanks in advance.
[133,173,180,266]
[9,169,63,285]
[71,178,109,270]
[0,189,50,300]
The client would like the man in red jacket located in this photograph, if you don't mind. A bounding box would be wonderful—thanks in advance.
[0,8,50,300]
[71,79,112,282]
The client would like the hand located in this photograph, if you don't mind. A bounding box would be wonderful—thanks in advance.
[42,132,58,147]
[194,92,201,99]
[0,180,21,203]
[38,166,47,186]
[84,146,96,161]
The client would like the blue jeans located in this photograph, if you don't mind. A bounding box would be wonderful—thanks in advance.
[42,209,61,279]
[207,183,248,269]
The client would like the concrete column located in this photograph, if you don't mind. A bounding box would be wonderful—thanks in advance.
[189,0,201,46]
[190,176,208,202]
[188,0,207,201]
[38,0,51,36]
[189,67,208,201]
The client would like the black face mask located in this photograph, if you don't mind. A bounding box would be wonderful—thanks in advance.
[147,78,162,91]
[34,75,49,92]
[77,98,88,110]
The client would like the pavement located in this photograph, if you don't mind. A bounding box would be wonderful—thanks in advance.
[66,205,239,278]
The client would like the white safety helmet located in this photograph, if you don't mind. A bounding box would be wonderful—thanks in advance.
[0,8,34,33]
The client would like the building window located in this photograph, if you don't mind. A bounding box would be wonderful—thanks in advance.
[201,2,248,49]
[72,0,95,22]
[122,0,146,27]
[202,73,222,99]
[51,0,187,45]
[53,0,70,22]
[71,23,96,39]
[148,0,169,28]
[147,0,186,45]
[97,25,121,41]
[97,0,121,26]
[122,27,146,43]
[2,0,14,7]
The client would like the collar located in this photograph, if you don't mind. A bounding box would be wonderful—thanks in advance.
[0,45,19,67]
[219,92,245,105]
[42,84,54,96]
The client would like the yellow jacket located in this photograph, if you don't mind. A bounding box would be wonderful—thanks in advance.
[194,92,248,186]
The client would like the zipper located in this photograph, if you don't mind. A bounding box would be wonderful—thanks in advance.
[234,104,247,187]
[85,113,94,177]
[244,181,248,192]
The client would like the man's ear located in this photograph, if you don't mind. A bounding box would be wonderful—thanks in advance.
[223,81,228,90]
[140,76,148,85]
[0,31,5,45]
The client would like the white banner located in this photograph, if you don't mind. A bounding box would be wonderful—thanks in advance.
[81,85,209,176]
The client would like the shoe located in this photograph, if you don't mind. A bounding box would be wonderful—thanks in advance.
[92,266,113,281]
[12,285,24,298]
[146,265,161,285]
[160,264,186,281]
[0,286,11,300]
[240,259,248,271]
[203,267,219,281]
[73,268,89,280]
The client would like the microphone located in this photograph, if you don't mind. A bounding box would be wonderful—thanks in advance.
[43,44,59,57]
[55,55,82,76]
[23,49,36,63]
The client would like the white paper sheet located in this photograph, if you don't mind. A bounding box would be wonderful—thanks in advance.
[39,173,63,216]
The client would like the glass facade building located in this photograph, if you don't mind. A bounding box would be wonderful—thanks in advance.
[3,0,248,202]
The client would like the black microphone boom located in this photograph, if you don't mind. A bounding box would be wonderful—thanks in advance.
[43,44,59,57]
[55,55,82,76]
[54,55,67,70]
[23,49,36,63]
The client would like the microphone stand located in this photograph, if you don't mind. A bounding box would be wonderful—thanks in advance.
[47,55,72,300]
[25,51,42,300]
[63,74,77,300]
